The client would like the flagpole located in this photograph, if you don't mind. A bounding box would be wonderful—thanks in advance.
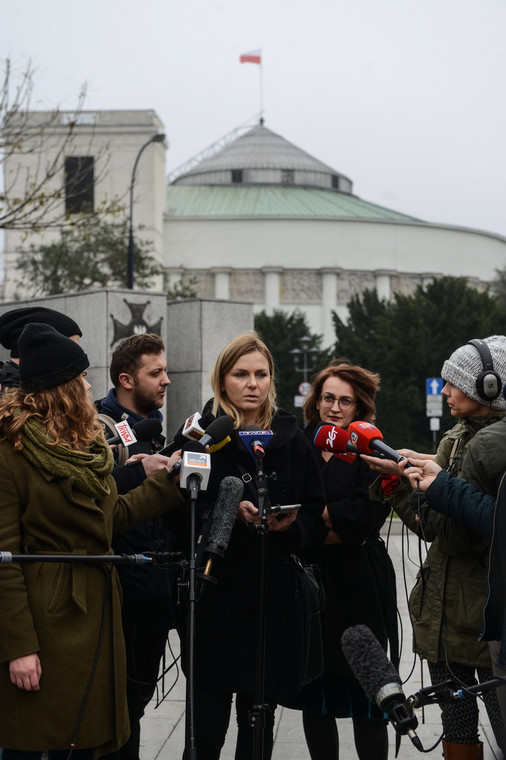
[259,51,264,120]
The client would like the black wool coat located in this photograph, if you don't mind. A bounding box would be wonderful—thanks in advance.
[171,410,326,701]
[303,424,399,675]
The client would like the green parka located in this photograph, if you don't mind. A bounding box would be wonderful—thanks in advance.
[374,411,503,667]
[0,440,184,755]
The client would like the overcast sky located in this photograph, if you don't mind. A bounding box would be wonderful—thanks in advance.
[2,0,506,237]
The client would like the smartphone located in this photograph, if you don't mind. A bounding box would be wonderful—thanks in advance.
[271,504,301,520]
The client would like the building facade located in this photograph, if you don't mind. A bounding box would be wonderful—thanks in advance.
[2,109,166,300]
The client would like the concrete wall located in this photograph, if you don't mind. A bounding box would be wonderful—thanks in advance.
[0,291,253,439]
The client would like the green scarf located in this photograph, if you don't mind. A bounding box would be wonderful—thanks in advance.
[20,417,114,499]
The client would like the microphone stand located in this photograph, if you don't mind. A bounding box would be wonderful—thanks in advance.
[184,472,203,760]
[247,453,272,760]
[408,675,506,709]
[0,551,184,566]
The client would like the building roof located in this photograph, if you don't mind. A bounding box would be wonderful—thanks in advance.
[165,185,421,221]
[166,122,423,222]
[171,123,353,193]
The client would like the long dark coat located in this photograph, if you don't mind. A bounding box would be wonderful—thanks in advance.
[303,425,398,678]
[0,440,184,755]
[173,410,326,702]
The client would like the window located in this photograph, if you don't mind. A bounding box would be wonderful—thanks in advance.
[281,169,294,185]
[231,169,243,184]
[331,174,340,190]
[65,156,94,214]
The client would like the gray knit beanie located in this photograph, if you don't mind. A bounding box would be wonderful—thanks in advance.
[441,335,506,410]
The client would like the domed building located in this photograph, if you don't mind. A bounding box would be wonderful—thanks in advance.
[163,121,506,347]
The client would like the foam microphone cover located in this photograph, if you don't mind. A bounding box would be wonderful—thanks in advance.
[205,476,244,558]
[133,417,163,441]
[341,624,403,709]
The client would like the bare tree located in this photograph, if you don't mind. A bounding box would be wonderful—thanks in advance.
[0,57,122,232]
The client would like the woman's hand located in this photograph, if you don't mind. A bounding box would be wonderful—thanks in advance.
[406,458,442,492]
[9,653,41,691]
[236,500,298,532]
[359,455,411,478]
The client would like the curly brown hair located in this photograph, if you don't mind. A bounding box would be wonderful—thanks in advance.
[303,361,380,426]
[0,374,104,451]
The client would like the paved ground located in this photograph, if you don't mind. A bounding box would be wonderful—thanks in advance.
[138,524,504,759]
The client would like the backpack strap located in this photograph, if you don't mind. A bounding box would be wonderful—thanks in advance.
[98,412,129,467]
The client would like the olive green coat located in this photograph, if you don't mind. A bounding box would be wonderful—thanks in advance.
[0,440,184,755]
[372,411,503,668]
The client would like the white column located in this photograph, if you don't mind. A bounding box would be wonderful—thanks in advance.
[321,269,338,348]
[263,268,282,314]
[375,272,393,301]
[212,268,231,300]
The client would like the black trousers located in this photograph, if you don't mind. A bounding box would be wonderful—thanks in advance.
[185,686,276,760]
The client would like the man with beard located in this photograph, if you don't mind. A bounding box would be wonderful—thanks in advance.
[97,334,176,760]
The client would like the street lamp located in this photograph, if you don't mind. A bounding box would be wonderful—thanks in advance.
[289,335,319,385]
[127,132,166,290]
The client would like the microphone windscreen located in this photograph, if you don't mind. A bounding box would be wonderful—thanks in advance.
[206,476,244,558]
[133,417,162,441]
[202,414,235,445]
[313,424,350,453]
[341,624,401,703]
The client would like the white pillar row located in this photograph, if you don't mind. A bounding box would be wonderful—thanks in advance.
[321,269,338,348]
[212,268,231,300]
[263,268,282,314]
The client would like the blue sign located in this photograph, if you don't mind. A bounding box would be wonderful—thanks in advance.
[426,378,443,396]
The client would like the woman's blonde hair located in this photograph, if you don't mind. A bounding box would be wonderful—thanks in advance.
[303,361,380,426]
[0,374,104,451]
[211,332,277,430]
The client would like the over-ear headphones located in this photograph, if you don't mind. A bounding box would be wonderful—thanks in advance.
[467,339,502,402]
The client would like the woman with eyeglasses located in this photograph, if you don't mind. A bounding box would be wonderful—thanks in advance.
[297,362,398,760]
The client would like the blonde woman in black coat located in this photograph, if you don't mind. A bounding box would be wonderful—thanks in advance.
[175,332,326,760]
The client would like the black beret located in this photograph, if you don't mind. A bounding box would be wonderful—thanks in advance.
[0,307,82,358]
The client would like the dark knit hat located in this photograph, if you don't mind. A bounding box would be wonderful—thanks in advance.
[18,323,89,392]
[0,307,82,358]
[441,334,506,410]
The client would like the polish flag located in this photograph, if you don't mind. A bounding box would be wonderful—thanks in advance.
[240,49,262,65]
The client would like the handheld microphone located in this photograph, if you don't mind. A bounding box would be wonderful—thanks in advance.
[347,421,408,465]
[202,476,244,577]
[168,415,235,485]
[313,423,358,463]
[238,425,273,460]
[105,418,162,447]
[341,624,422,750]
[159,412,215,456]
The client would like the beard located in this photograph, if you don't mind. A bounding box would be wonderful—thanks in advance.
[131,384,164,416]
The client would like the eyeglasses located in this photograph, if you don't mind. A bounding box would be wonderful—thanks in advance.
[319,394,356,410]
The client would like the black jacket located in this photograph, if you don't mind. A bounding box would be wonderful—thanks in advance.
[304,423,398,675]
[173,409,326,700]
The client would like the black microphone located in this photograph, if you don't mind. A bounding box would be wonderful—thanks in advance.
[105,418,162,446]
[159,412,215,456]
[202,476,244,577]
[341,624,422,751]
